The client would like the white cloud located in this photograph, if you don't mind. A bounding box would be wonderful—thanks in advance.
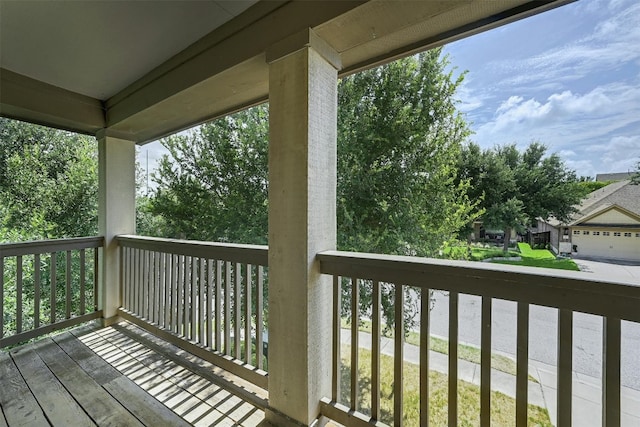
[489,1,640,88]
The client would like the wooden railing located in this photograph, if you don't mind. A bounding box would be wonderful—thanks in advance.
[0,237,104,348]
[317,250,640,427]
[116,235,269,389]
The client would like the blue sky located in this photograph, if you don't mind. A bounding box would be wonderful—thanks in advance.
[443,0,640,178]
[139,0,640,182]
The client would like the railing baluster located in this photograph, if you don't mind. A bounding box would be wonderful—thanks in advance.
[448,291,458,427]
[152,251,158,324]
[207,259,213,348]
[34,254,41,327]
[158,252,165,327]
[93,247,98,311]
[137,248,143,317]
[603,316,621,427]
[420,287,430,426]
[164,253,171,328]
[199,258,205,345]
[132,249,137,313]
[191,257,198,341]
[216,260,223,351]
[0,257,3,339]
[144,249,150,319]
[256,265,264,370]
[79,250,85,315]
[177,255,184,335]
[50,252,57,324]
[516,302,529,427]
[332,275,340,401]
[16,255,23,333]
[235,262,241,359]
[350,277,359,411]
[225,261,231,354]
[171,254,178,333]
[394,284,404,427]
[557,309,573,427]
[185,256,192,338]
[372,280,381,420]
[65,250,72,319]
[244,264,252,364]
[480,296,492,427]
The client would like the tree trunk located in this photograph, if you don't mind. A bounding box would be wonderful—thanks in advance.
[503,227,511,252]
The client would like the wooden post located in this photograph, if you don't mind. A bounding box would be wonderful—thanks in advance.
[97,131,135,325]
[266,28,340,426]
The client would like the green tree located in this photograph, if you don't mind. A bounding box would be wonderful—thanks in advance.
[575,176,612,197]
[148,106,269,243]
[631,162,640,185]
[337,50,478,257]
[459,142,582,251]
[0,118,98,239]
[148,50,478,330]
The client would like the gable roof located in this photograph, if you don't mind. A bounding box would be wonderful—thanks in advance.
[577,180,640,218]
[539,180,640,228]
[568,203,640,226]
[595,172,635,182]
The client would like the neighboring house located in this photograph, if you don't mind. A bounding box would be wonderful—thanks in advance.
[537,180,640,261]
[595,172,635,182]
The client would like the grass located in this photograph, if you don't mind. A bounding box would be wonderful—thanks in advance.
[341,346,552,426]
[342,319,537,382]
[516,243,555,260]
[490,243,580,271]
[443,245,519,261]
[471,247,520,261]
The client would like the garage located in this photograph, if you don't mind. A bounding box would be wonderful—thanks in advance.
[572,228,640,261]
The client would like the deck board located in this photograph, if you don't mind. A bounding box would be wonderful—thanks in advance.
[0,351,48,426]
[10,344,95,426]
[0,321,266,427]
[32,338,144,427]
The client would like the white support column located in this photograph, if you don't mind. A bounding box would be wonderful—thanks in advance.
[266,29,340,426]
[97,131,136,325]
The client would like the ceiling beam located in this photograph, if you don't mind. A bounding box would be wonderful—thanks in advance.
[0,68,105,135]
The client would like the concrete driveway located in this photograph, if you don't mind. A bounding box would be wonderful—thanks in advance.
[572,257,640,281]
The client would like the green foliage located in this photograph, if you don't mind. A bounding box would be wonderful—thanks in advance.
[338,49,479,257]
[0,118,98,239]
[145,107,269,243]
[576,179,613,196]
[147,50,479,331]
[459,141,583,249]
[490,242,579,271]
[631,162,640,185]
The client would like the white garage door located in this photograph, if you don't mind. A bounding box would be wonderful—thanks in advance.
[573,231,640,261]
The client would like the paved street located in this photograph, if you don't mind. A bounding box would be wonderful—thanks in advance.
[424,259,640,390]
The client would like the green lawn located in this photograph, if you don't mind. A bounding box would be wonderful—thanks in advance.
[443,245,519,261]
[342,319,536,382]
[516,243,555,259]
[490,243,580,271]
[341,346,552,426]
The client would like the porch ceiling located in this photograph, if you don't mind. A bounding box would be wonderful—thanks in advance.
[0,0,573,144]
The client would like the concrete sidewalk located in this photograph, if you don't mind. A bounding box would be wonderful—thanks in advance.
[341,330,640,426]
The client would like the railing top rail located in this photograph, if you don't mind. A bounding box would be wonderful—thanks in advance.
[318,250,640,322]
[0,236,104,257]
[116,235,268,266]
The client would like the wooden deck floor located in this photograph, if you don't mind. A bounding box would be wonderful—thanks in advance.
[0,322,267,427]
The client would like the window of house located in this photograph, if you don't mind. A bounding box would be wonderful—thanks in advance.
[636,233,640,238]
[593,231,600,236]
[614,232,621,237]
[583,231,590,235]
[624,232,631,237]
[603,231,610,236]
[573,230,580,235]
